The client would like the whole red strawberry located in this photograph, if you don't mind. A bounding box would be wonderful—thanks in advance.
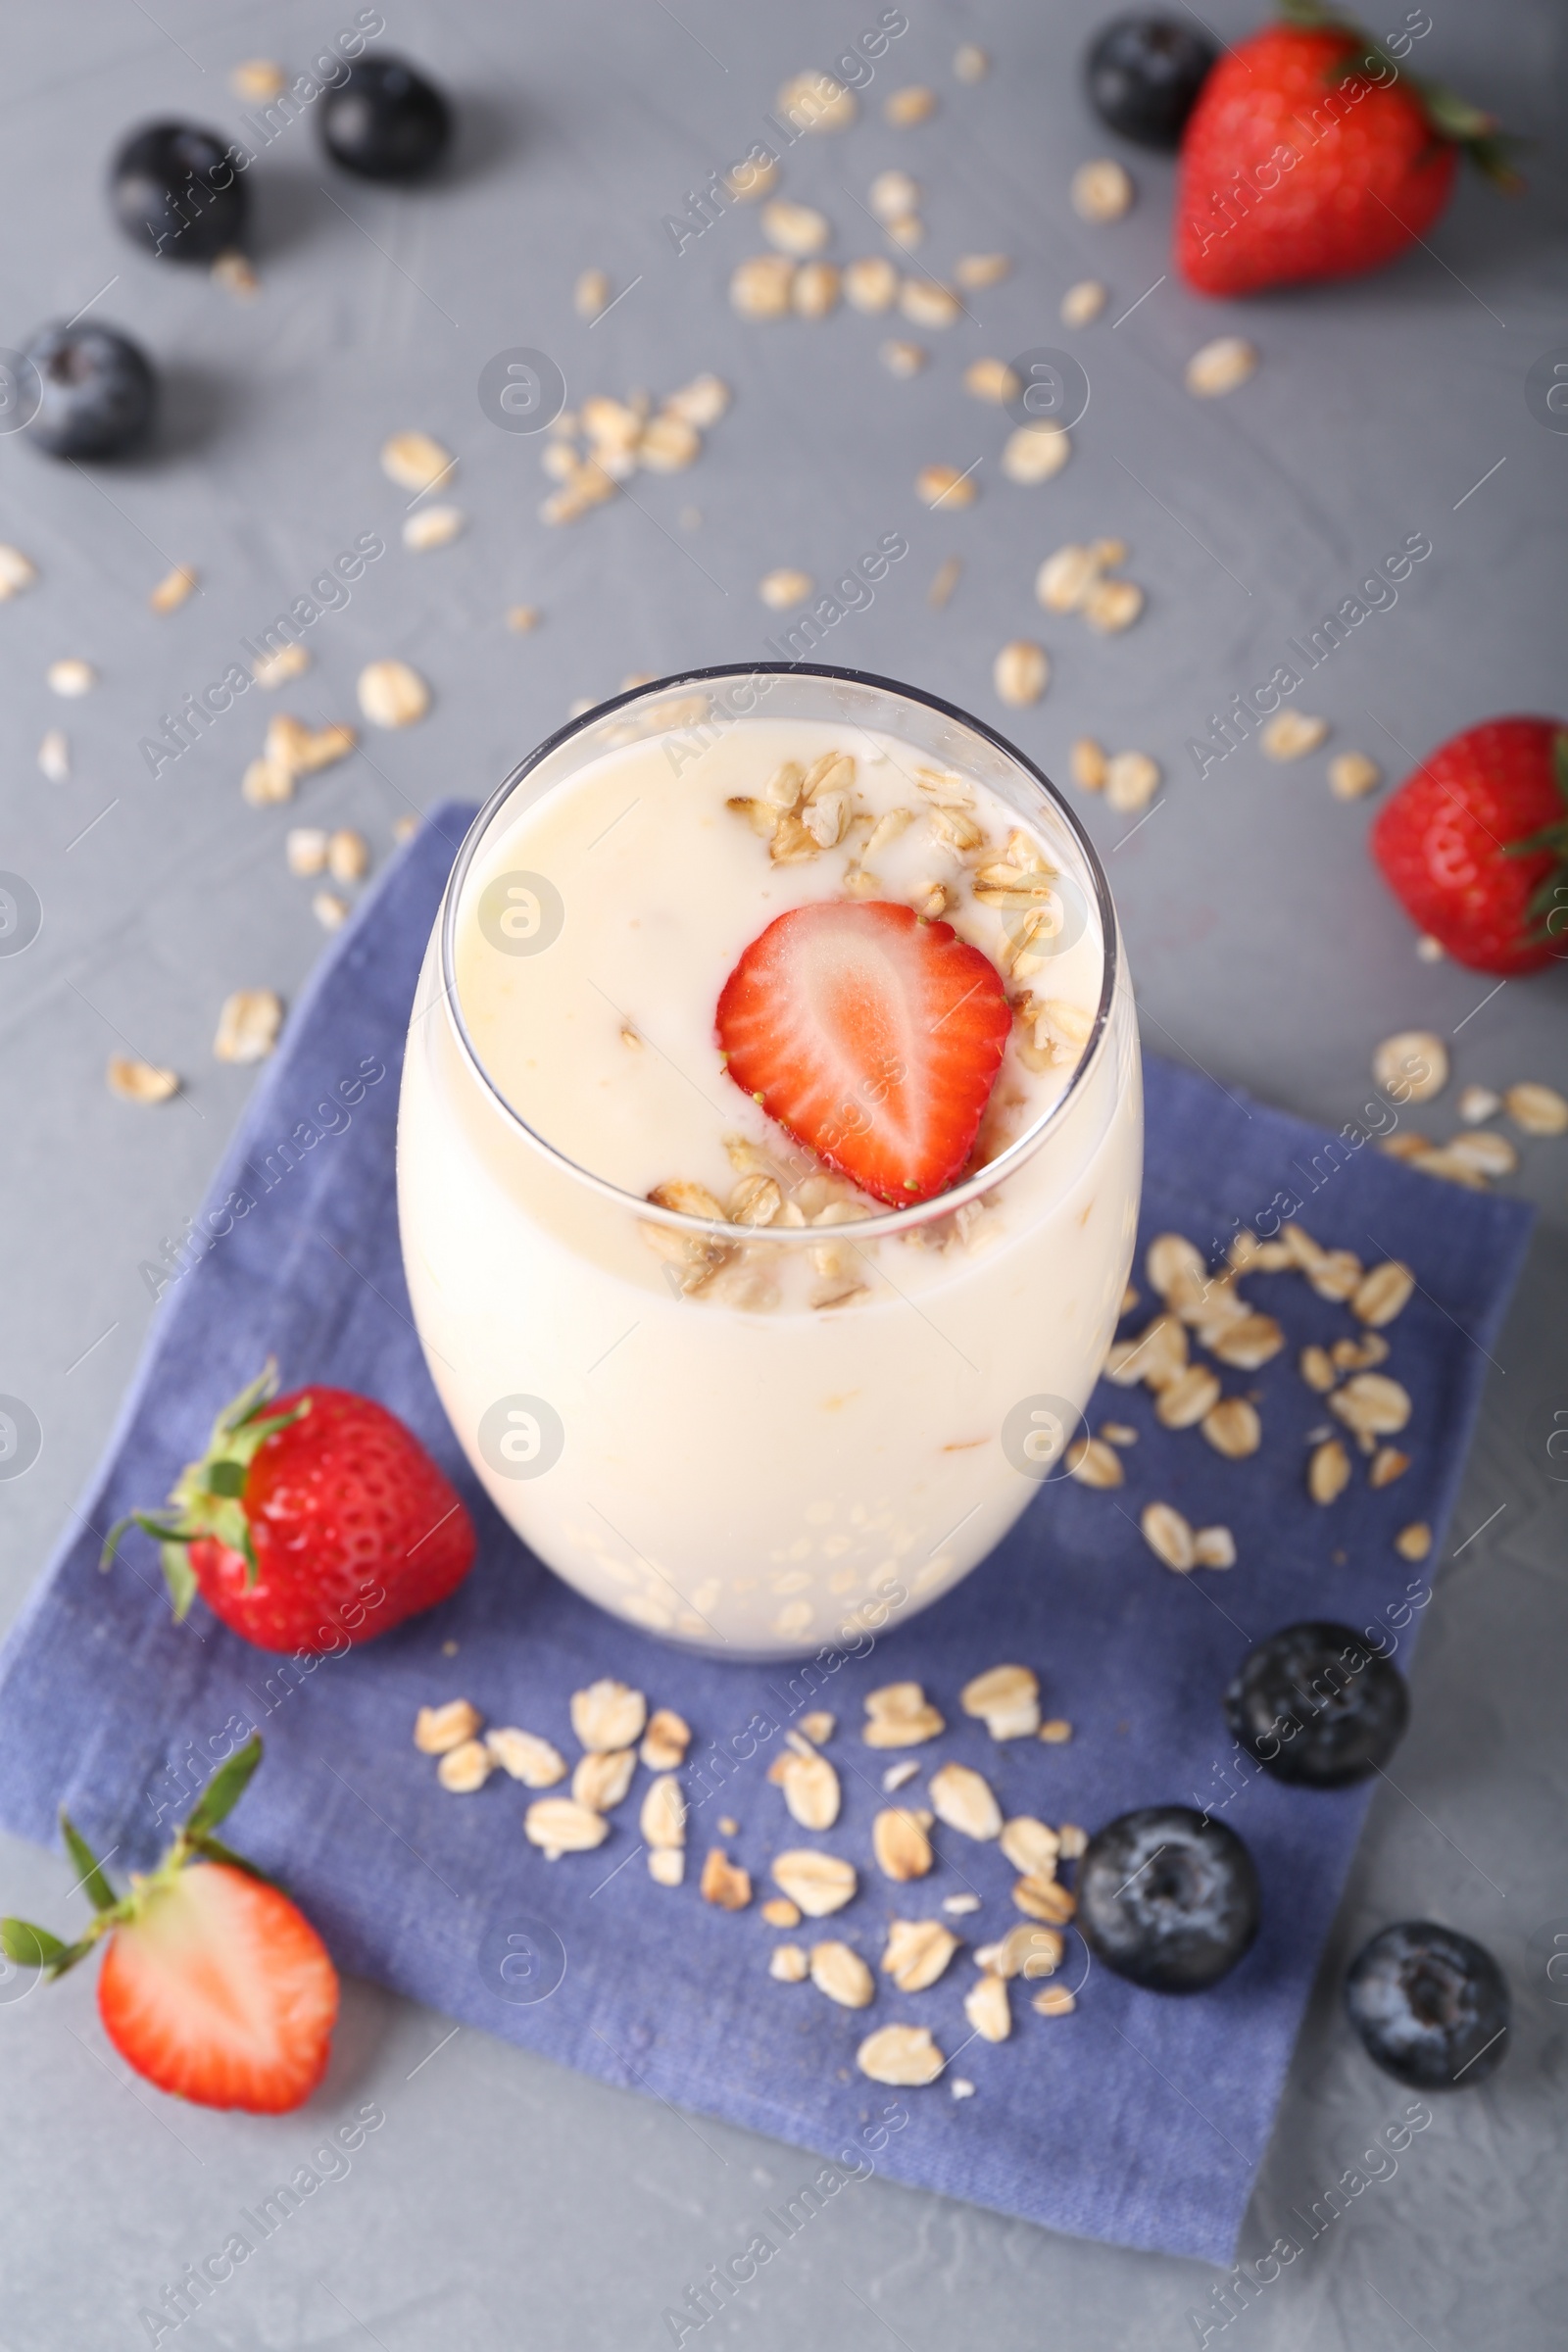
[3,1737,340,2113]
[108,1366,475,1651]
[1176,8,1517,299]
[1371,718,1568,975]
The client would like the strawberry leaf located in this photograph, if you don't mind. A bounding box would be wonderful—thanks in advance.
[1,1917,93,1978]
[160,1541,199,1621]
[59,1813,118,1915]
[186,1830,279,1887]
[183,1737,263,1838]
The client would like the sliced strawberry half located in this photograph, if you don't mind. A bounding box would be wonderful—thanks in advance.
[715,900,1011,1205]
[98,1859,337,2113]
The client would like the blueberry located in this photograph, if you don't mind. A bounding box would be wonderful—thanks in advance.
[1225,1621,1409,1789]
[1084,16,1216,148]
[1346,1922,1509,2090]
[22,323,156,461]
[110,122,246,262]
[1078,1805,1259,1991]
[319,57,452,181]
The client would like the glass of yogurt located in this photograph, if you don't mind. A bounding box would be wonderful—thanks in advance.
[398,664,1142,1658]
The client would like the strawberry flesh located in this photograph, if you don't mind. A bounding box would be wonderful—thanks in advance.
[715,900,1011,1206]
[97,1861,338,2113]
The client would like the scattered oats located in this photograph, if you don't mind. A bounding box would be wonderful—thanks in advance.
[1202,1396,1261,1458]
[1410,1146,1488,1189]
[1186,336,1257,397]
[253,640,311,685]
[1056,1824,1087,1862]
[929,1761,1003,1841]
[726,153,778,200]
[806,1940,873,2008]
[231,59,286,102]
[944,1895,981,1919]
[1457,1085,1501,1125]
[845,255,900,313]
[977,1924,1064,1980]
[916,466,977,517]
[37,729,69,782]
[963,356,1022,406]
[1000,1817,1059,1877]
[1505,1081,1568,1136]
[927,555,963,611]
[1380,1133,1432,1162]
[1012,1875,1077,1924]
[884,213,924,251]
[47,658,95,698]
[1353,1259,1416,1326]
[1067,1435,1123,1489]
[214,988,281,1064]
[1330,1373,1412,1440]
[756,568,814,618]
[762,198,831,258]
[1309,1437,1351,1504]
[1002,423,1071,484]
[1416,935,1445,962]
[717,1817,739,1838]
[1070,738,1107,793]
[1155,1363,1222,1429]
[872,1921,955,1998]
[700,1848,752,1909]
[1334,1334,1390,1372]
[1208,1313,1286,1371]
[572,1747,636,1812]
[1329,751,1381,800]
[881,1759,920,1793]
[403,504,465,551]
[770,1942,808,1983]
[212,250,258,299]
[870,169,920,222]
[1085,578,1145,634]
[392,812,419,844]
[799,1711,835,1745]
[505,602,539,629]
[1142,1500,1196,1571]
[266,714,356,778]
[485,1728,567,1786]
[994,640,1049,707]
[649,1847,684,1887]
[437,1739,494,1793]
[956,253,1010,289]
[862,1683,945,1747]
[640,1774,687,1849]
[731,254,796,318]
[1260,710,1328,761]
[1071,159,1134,221]
[1446,1130,1517,1178]
[149,564,198,614]
[1104,750,1160,811]
[857,2023,944,2087]
[381,431,455,494]
[1039,1719,1073,1744]
[1396,1522,1433,1562]
[899,278,961,328]
[886,84,937,126]
[1033,1984,1077,2016]
[571,1679,647,1751]
[1300,1344,1338,1394]
[777,71,858,133]
[780,1750,842,1830]
[961,1664,1041,1740]
[955,41,990,80]
[772,1849,857,1917]
[573,267,611,319]
[666,374,730,430]
[525,1796,610,1856]
[880,338,928,376]
[1148,1234,1204,1295]
[107,1055,178,1104]
[0,543,35,597]
[358,659,430,729]
[640,411,704,467]
[1194,1525,1237,1569]
[762,1897,802,1929]
[312,890,348,932]
[1037,544,1097,613]
[415,1696,471,1758]
[284,828,327,878]
[1367,1446,1410,1491]
[1061,278,1108,327]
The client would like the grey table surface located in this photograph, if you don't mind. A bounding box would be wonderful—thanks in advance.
[1,1,1565,2346]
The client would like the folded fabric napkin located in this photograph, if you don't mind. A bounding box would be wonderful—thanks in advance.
[0,804,1530,2266]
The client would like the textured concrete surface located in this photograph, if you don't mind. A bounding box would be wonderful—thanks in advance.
[0,1,1564,2345]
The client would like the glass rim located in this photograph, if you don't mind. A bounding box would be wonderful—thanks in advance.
[435,660,1123,1243]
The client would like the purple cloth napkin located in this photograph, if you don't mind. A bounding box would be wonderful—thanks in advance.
[0,803,1530,2265]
